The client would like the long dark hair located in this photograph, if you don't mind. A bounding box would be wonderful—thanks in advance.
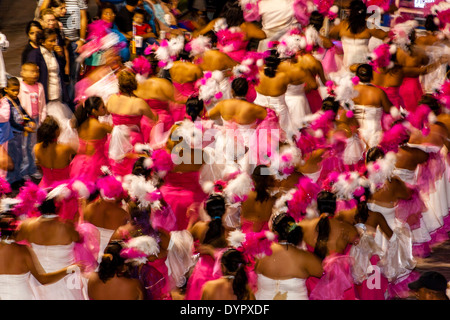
[264,49,281,78]
[354,187,371,224]
[37,116,60,148]
[74,96,104,128]
[309,11,325,32]
[272,213,303,246]
[186,96,204,121]
[314,191,337,260]
[203,194,226,246]
[252,165,273,203]
[219,0,245,27]
[221,248,250,300]
[348,0,367,34]
[98,241,128,283]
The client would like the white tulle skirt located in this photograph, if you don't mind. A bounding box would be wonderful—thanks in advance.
[285,84,311,132]
[47,100,79,151]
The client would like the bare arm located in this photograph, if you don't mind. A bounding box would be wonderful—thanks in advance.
[380,89,393,113]
[303,251,324,278]
[76,9,88,53]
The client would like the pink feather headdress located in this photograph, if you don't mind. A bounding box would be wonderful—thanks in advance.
[239,0,261,22]
[277,29,306,58]
[151,148,175,178]
[12,181,47,218]
[293,0,315,26]
[96,175,126,200]
[129,55,153,77]
[232,51,268,84]
[368,43,396,71]
[313,0,339,20]
[227,229,277,258]
[120,235,160,266]
[185,35,212,56]
[389,19,418,52]
[405,104,434,135]
[379,122,410,153]
[286,176,321,221]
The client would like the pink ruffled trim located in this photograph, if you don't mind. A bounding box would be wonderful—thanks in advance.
[309,254,356,300]
[412,242,432,258]
[395,187,425,230]
[443,213,450,232]
[416,152,445,194]
[429,225,450,247]
[387,270,420,299]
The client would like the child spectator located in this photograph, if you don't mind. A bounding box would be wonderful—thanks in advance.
[19,62,47,180]
[130,9,157,55]
[0,80,14,179]
[1,77,36,188]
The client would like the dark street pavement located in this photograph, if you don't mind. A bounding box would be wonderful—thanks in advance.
[0,0,449,295]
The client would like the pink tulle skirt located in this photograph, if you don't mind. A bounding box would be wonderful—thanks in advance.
[184,254,220,300]
[70,137,109,183]
[141,99,174,144]
[399,77,423,113]
[73,222,100,273]
[308,253,358,300]
[355,255,389,300]
[159,171,208,231]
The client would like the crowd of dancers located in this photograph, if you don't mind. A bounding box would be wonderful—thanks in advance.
[0,0,449,300]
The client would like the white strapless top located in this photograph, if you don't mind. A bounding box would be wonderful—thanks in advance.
[255,273,309,300]
[31,243,76,272]
[341,37,370,67]
[393,167,416,185]
[285,83,306,96]
[367,202,397,216]
[406,143,441,154]
[353,105,383,121]
[220,117,258,130]
[254,92,287,108]
[0,272,35,300]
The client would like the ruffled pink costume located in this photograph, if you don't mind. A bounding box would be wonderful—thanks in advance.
[170,81,198,122]
[184,246,226,300]
[70,136,109,182]
[159,171,208,231]
[140,99,174,144]
[399,77,423,113]
[109,114,144,177]
[39,166,71,189]
[306,247,358,300]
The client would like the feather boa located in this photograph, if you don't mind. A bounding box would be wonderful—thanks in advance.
[120,235,160,266]
[122,174,159,209]
[277,29,306,58]
[332,171,369,201]
[241,230,277,258]
[367,152,397,192]
[198,70,225,103]
[155,36,185,69]
[223,172,254,203]
[272,143,303,180]
[313,0,338,19]
[216,27,246,54]
[389,20,419,52]
[185,35,212,56]
[87,19,112,41]
[334,74,359,108]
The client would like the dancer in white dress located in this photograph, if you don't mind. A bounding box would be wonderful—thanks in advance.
[328,0,388,72]
[16,198,86,300]
[254,213,323,300]
[254,49,297,141]
[352,64,393,149]
[0,211,79,300]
